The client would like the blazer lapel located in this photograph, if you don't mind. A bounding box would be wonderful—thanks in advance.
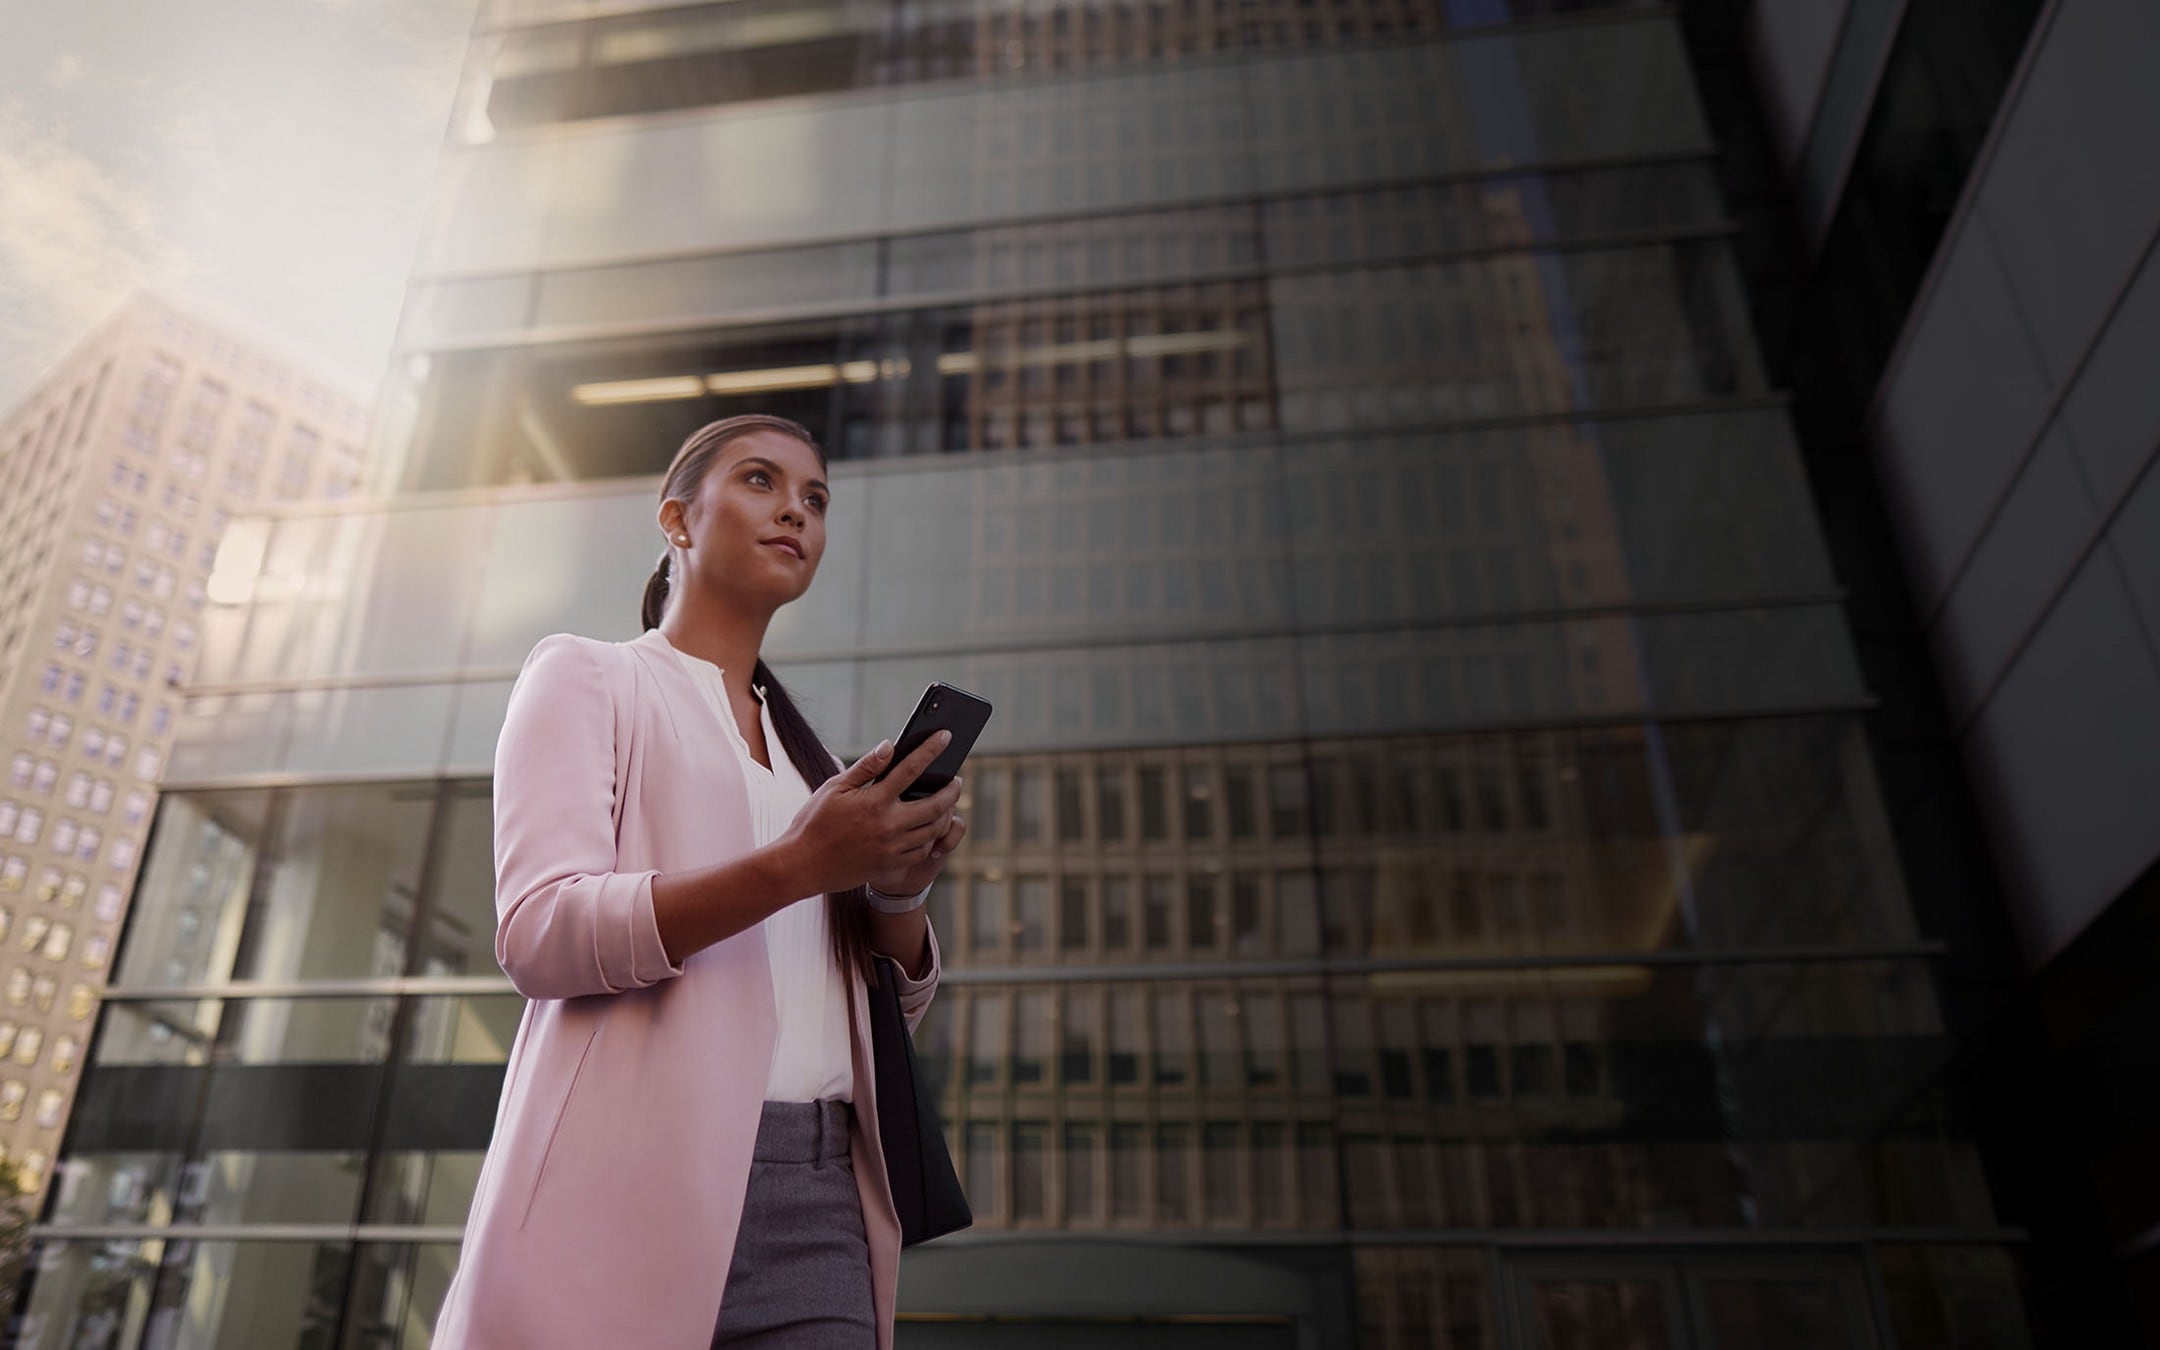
[624,628,702,749]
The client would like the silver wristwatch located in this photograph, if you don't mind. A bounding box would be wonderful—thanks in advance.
[863,881,932,914]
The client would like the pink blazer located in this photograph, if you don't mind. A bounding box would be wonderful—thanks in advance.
[432,628,943,1349]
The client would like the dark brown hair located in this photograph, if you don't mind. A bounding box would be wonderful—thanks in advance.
[641,414,878,985]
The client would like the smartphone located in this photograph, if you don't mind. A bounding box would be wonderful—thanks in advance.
[874,682,993,801]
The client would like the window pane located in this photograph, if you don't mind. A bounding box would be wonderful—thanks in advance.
[970,767,1005,844]
[1063,1123,1099,1224]
[1060,987,1098,1086]
[1245,992,1284,1088]
[1012,1121,1047,1221]
[1143,876,1174,951]
[1137,766,1168,840]
[1108,989,1143,1086]
[120,785,430,986]
[1156,1124,1191,1224]
[1279,872,1321,955]
[418,788,495,978]
[1152,988,1190,1086]
[1055,767,1086,842]
[968,991,1007,1085]
[1253,1122,1287,1224]
[1292,993,1329,1092]
[1014,877,1048,954]
[1096,768,1127,842]
[1058,878,1089,952]
[1110,1123,1146,1219]
[1322,867,1373,954]
[1013,990,1052,1086]
[1297,1123,1338,1222]
[1204,1122,1241,1221]
[970,876,1007,956]
[965,1123,997,1220]
[1232,875,1265,954]
[1198,991,1239,1087]
[1269,764,1308,837]
[1102,877,1132,951]
[17,1240,352,1350]
[1186,875,1220,951]
[1226,765,1258,839]
[1012,767,1046,844]
[345,1243,465,1350]
[1181,766,1213,841]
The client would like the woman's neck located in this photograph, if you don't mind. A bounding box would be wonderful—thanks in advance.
[657,594,771,705]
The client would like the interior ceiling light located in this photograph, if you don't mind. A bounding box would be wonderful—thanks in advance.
[941,328,1248,375]
[570,376,705,405]
[571,331,1242,406]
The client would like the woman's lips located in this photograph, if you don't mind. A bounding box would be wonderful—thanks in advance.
[761,538,803,559]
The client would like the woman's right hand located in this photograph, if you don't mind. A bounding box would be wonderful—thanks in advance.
[779,732,965,896]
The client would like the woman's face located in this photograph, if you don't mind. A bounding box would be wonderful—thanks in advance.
[665,428,829,607]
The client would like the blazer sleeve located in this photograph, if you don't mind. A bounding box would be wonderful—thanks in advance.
[493,633,685,1000]
[887,919,942,1037]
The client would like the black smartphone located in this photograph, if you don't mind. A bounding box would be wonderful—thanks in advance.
[874,682,993,801]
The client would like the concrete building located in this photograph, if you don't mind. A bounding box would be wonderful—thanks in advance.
[0,293,369,1220]
[20,0,2152,1346]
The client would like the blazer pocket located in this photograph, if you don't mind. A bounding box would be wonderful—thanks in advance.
[516,1020,602,1232]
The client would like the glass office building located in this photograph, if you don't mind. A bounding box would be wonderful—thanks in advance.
[12,2,2033,1346]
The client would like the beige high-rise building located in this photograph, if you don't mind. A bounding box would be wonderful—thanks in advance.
[0,293,371,1208]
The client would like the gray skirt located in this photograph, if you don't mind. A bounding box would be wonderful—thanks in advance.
[711,1098,877,1349]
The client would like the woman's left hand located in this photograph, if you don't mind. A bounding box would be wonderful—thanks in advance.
[866,807,966,898]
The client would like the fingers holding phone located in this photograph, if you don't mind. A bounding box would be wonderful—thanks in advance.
[925,809,966,862]
[877,729,952,804]
[785,732,957,894]
[866,772,967,896]
[781,681,993,895]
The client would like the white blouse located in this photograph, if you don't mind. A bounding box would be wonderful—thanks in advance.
[658,636,855,1104]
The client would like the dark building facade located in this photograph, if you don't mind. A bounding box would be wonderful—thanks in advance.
[9,1,2113,1346]
[1686,1,2160,1341]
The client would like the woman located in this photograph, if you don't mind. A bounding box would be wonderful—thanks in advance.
[433,414,966,1349]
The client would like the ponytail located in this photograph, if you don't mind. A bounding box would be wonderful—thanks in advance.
[638,415,878,985]
[640,551,672,633]
[754,659,877,985]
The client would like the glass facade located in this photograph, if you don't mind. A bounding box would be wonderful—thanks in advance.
[0,297,374,1261]
[15,5,2031,1347]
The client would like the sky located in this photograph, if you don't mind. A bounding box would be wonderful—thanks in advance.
[0,0,479,410]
